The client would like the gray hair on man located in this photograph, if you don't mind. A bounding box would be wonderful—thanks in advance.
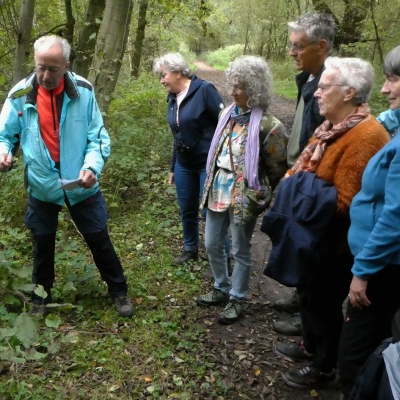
[383,45,400,77]
[288,13,336,51]
[34,35,71,62]
[325,57,375,105]
[153,53,191,77]
[226,55,273,110]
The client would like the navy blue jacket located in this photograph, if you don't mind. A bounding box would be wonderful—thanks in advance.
[296,66,325,151]
[261,171,337,287]
[166,75,223,171]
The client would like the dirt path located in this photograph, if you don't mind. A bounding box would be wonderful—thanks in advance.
[194,63,342,400]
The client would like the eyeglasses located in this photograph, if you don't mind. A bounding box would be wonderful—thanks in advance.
[36,66,61,74]
[316,84,349,93]
[288,41,316,53]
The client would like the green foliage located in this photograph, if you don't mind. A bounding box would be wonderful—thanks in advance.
[205,44,245,70]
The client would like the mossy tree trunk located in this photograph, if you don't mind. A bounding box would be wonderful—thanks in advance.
[13,0,35,85]
[130,0,148,78]
[88,0,133,115]
[72,0,105,78]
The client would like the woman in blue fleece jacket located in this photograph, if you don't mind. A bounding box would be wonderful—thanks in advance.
[338,45,400,399]
[153,53,224,264]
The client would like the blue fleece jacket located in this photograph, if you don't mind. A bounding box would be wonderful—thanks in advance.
[0,71,109,205]
[166,75,224,171]
[348,117,400,278]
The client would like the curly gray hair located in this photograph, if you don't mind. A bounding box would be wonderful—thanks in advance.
[226,55,273,110]
[383,45,400,77]
[34,35,71,62]
[153,53,191,77]
[324,57,375,105]
[288,13,336,51]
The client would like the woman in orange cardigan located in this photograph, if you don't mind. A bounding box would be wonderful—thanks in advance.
[274,57,390,389]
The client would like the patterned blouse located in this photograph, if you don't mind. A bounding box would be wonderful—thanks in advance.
[208,125,248,211]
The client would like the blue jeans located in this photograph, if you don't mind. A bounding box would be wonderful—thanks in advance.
[174,161,207,252]
[205,207,257,302]
[25,191,128,299]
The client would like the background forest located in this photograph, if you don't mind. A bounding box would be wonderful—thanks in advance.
[0,0,399,399]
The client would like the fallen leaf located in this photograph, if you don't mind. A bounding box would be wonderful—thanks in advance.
[146,385,155,394]
[254,367,261,376]
[310,389,319,398]
[108,382,121,392]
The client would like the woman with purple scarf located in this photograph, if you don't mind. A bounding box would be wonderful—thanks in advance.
[195,56,288,324]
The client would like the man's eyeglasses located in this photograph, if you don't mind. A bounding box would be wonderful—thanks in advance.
[288,41,317,53]
[36,66,61,74]
[316,84,349,93]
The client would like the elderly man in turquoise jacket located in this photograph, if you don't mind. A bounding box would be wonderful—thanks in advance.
[0,35,134,318]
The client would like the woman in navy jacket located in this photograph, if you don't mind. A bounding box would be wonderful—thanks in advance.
[153,53,224,264]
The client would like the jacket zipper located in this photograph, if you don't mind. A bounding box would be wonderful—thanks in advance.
[51,89,57,136]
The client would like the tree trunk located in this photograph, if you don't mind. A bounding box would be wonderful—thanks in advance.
[130,0,148,78]
[72,0,105,78]
[13,0,35,85]
[64,0,76,66]
[88,0,133,115]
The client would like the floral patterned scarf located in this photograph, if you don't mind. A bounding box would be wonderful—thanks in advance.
[292,104,370,173]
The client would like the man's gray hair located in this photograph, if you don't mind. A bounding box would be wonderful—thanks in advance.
[325,57,375,105]
[34,35,71,62]
[226,55,273,110]
[288,13,336,51]
[383,45,400,77]
[153,53,190,77]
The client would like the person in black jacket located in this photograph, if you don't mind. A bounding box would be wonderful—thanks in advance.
[153,53,224,265]
[273,12,336,334]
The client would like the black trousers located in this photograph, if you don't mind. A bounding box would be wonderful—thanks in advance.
[338,264,400,398]
[25,192,128,301]
[297,253,353,373]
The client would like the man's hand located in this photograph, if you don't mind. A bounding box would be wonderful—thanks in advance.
[0,154,13,172]
[79,169,96,189]
[349,275,371,310]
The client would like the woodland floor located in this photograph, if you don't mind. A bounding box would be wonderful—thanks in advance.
[192,62,341,400]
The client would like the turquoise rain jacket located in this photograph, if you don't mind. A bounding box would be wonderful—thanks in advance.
[0,71,110,205]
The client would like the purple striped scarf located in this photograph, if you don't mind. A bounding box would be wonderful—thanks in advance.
[206,103,264,190]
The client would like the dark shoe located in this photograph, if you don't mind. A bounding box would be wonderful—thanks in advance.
[112,296,135,317]
[196,289,229,307]
[275,342,313,362]
[218,300,243,325]
[274,290,300,313]
[273,315,302,335]
[173,250,198,265]
[282,366,338,389]
[30,304,47,317]
[32,286,52,305]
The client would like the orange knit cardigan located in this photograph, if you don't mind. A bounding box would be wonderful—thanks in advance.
[288,116,390,217]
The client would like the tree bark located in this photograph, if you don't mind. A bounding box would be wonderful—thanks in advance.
[88,0,133,115]
[72,0,105,78]
[64,0,76,66]
[312,0,368,51]
[13,0,35,85]
[130,0,148,78]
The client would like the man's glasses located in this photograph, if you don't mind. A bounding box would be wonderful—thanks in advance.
[288,41,316,53]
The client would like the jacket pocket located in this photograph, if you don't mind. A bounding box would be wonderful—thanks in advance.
[236,186,272,223]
